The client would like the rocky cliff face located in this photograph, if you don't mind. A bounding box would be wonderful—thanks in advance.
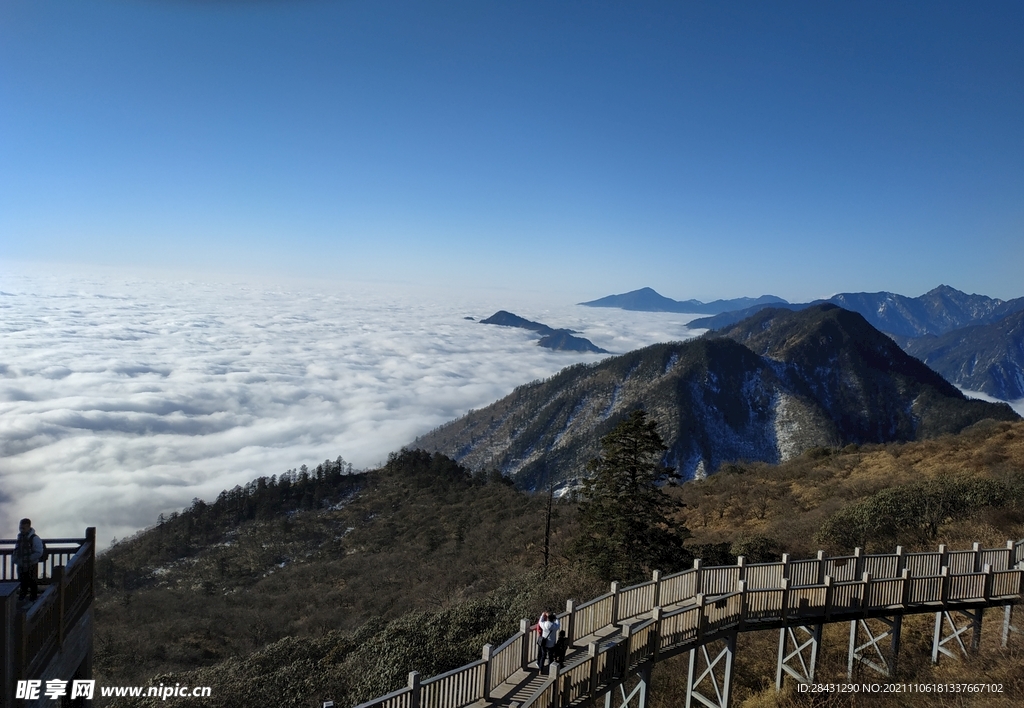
[413,306,1019,489]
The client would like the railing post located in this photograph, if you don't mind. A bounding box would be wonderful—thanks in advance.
[652,569,661,608]
[895,545,905,574]
[938,544,948,573]
[620,621,634,671]
[737,580,748,631]
[651,606,663,662]
[610,581,620,623]
[973,542,982,573]
[1007,540,1016,571]
[737,556,746,584]
[940,566,950,607]
[481,644,493,700]
[565,599,575,643]
[983,564,994,600]
[780,578,790,623]
[900,568,911,608]
[861,572,872,613]
[781,553,791,581]
[853,547,863,579]
[54,566,65,648]
[548,663,565,704]
[520,619,530,670]
[588,642,598,695]
[816,550,825,584]
[696,594,706,643]
[694,558,703,595]
[408,671,421,708]
[17,606,29,689]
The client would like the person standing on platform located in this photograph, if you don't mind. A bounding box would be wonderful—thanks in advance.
[539,611,560,671]
[14,518,43,603]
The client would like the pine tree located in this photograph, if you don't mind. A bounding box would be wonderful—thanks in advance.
[573,410,690,581]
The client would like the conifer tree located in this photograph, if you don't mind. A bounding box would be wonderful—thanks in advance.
[573,410,690,581]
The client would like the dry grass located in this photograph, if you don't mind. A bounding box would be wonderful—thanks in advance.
[677,420,1024,557]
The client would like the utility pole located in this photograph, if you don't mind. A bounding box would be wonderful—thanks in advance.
[543,483,554,576]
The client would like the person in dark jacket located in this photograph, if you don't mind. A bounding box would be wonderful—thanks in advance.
[14,518,44,602]
[552,630,568,665]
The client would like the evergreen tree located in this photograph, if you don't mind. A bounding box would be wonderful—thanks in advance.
[573,410,690,581]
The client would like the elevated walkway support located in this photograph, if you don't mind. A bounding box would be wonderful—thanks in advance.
[847,616,901,679]
[776,624,821,689]
[685,633,735,708]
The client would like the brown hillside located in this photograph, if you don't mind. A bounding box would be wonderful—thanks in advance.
[678,419,1024,558]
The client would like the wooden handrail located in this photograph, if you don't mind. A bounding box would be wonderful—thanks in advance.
[0,537,87,582]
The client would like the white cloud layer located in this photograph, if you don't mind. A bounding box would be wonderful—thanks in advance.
[960,389,1024,419]
[0,267,702,546]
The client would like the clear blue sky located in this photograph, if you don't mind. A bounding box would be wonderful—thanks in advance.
[2,1,1022,302]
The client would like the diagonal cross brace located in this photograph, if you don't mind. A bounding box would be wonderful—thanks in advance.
[776,624,822,689]
[932,609,982,663]
[603,667,651,708]
[686,634,737,708]
[847,617,901,679]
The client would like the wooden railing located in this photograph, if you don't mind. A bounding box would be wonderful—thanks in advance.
[0,536,89,583]
[353,539,1024,708]
[17,528,96,678]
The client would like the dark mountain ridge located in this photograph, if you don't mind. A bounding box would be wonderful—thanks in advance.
[480,310,607,353]
[415,305,1019,489]
[901,310,1024,400]
[579,287,787,314]
[689,287,1024,401]
[690,285,1024,339]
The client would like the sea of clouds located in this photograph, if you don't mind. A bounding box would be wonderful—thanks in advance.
[0,267,704,546]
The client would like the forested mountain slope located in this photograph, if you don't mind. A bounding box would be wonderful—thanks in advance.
[415,305,1018,489]
[901,310,1024,400]
[100,421,1024,708]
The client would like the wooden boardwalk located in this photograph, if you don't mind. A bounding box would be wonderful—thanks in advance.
[355,540,1024,708]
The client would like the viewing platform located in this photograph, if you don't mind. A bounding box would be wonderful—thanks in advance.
[1,528,96,708]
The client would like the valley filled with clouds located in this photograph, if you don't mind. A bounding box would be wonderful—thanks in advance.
[0,268,702,545]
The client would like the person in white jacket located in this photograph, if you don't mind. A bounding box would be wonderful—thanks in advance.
[14,518,44,602]
[537,611,560,671]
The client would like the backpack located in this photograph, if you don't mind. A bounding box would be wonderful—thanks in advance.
[38,537,49,564]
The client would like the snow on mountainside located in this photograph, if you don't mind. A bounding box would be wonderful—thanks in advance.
[687,286,1024,403]
[413,305,1019,489]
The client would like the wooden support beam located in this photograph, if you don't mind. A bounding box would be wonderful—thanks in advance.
[1002,605,1018,649]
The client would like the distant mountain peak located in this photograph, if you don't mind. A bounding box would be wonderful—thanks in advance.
[579,288,787,315]
[480,311,607,354]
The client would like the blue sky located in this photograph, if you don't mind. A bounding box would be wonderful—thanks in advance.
[2,1,1022,302]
